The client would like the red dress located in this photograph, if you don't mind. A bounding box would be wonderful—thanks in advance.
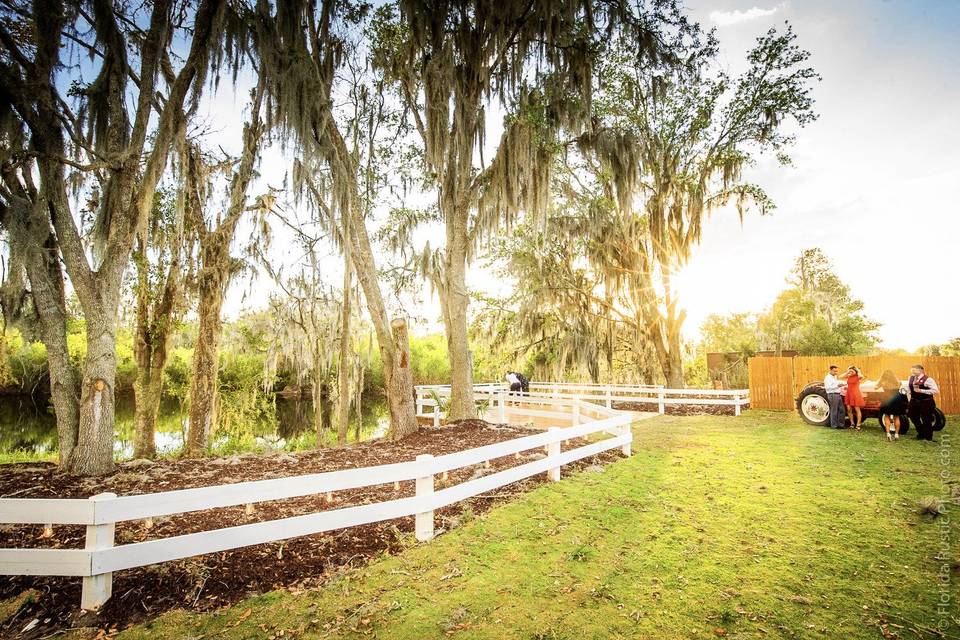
[844,375,866,407]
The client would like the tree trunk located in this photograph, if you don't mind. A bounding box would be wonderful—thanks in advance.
[320,381,332,434]
[299,100,418,439]
[67,318,117,476]
[388,318,417,440]
[186,282,224,454]
[642,269,686,389]
[0,202,81,468]
[183,76,265,455]
[133,257,158,458]
[343,198,418,439]
[131,243,180,459]
[442,229,476,421]
[662,275,686,388]
[43,312,80,466]
[312,374,324,445]
[27,240,79,465]
[336,219,353,446]
[133,367,164,459]
[353,360,364,442]
[662,344,684,388]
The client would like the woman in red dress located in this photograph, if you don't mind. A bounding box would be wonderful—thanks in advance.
[842,366,866,430]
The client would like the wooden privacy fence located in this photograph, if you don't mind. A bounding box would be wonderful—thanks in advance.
[0,394,632,611]
[416,382,751,422]
[748,355,960,413]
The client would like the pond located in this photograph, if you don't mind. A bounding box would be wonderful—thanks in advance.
[0,393,389,460]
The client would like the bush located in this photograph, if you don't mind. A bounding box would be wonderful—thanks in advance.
[163,347,193,401]
[410,334,451,385]
[3,331,49,393]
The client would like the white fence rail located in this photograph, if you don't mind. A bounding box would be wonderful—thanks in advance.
[0,396,631,611]
[416,382,751,421]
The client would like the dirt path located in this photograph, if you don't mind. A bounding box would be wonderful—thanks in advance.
[0,421,619,639]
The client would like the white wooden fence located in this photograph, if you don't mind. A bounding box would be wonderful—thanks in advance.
[0,395,631,611]
[416,382,751,425]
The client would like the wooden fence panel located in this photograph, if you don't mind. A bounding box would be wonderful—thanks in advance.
[922,356,960,414]
[791,356,834,398]
[747,357,794,409]
[748,355,960,413]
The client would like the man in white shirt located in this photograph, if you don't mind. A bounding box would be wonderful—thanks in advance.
[824,365,845,428]
[505,371,522,393]
[906,364,940,441]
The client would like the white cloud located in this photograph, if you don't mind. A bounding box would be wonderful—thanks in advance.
[710,4,782,26]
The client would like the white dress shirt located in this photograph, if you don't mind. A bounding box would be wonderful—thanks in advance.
[824,373,841,394]
[505,373,520,385]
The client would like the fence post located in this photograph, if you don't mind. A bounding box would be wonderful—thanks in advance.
[416,394,424,417]
[498,389,506,423]
[734,393,741,417]
[433,403,441,428]
[81,492,117,611]
[547,428,561,482]
[605,387,612,409]
[620,418,632,457]
[572,398,581,425]
[657,389,665,415]
[415,454,435,541]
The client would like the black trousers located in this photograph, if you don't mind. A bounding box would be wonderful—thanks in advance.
[908,397,936,440]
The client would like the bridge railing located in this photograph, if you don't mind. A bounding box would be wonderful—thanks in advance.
[415,382,751,422]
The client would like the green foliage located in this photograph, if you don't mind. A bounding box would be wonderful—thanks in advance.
[921,337,960,356]
[682,352,711,388]
[213,351,278,446]
[700,313,758,356]
[0,333,17,389]
[162,348,193,402]
[0,320,142,393]
[409,334,451,385]
[365,332,506,387]
[1,329,48,393]
[758,248,879,355]
[472,21,820,388]
[698,249,880,362]
[793,315,879,356]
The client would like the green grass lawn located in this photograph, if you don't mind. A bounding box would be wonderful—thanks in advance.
[122,411,959,640]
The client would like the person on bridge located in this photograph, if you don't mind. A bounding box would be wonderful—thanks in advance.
[906,364,940,441]
[504,371,530,394]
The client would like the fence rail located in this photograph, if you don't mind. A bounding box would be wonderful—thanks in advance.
[0,395,632,611]
[415,383,750,424]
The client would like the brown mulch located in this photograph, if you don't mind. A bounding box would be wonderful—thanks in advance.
[612,400,749,417]
[0,420,619,639]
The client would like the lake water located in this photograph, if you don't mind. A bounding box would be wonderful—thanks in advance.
[0,394,389,459]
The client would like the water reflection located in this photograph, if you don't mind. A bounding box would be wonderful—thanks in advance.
[0,396,58,455]
[0,394,389,459]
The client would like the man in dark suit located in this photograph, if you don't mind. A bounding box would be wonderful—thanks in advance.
[906,364,940,441]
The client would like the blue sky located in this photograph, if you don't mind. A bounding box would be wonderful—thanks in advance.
[669,0,960,350]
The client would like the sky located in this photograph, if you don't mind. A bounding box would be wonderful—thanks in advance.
[218,0,960,352]
[669,0,960,350]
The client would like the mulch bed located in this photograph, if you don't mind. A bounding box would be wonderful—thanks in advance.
[612,400,749,417]
[0,420,618,639]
